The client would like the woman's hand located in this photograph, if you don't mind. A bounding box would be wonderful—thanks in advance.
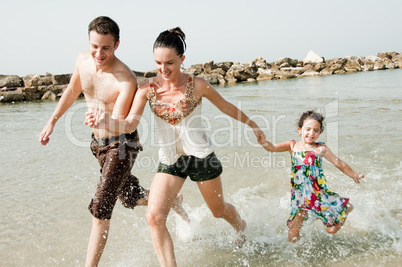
[84,111,96,127]
[84,110,110,129]
[253,127,267,144]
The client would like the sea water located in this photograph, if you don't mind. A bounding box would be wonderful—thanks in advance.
[1,69,401,266]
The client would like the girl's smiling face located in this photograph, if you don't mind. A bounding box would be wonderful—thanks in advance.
[298,118,322,145]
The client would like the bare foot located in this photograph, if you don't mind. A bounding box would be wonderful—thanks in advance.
[171,193,190,223]
[233,219,247,248]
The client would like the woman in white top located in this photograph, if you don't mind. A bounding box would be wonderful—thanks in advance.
[86,27,266,267]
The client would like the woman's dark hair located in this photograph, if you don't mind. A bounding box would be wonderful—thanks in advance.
[88,16,120,44]
[297,110,325,132]
[153,27,186,56]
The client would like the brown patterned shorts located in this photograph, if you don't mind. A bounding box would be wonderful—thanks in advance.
[89,130,146,220]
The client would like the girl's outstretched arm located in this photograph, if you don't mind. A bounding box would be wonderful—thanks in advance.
[320,145,364,184]
[261,140,293,153]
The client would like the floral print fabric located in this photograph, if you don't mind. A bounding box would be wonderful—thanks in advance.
[288,142,349,227]
[148,75,201,126]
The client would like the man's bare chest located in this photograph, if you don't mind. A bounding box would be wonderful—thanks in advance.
[80,72,119,104]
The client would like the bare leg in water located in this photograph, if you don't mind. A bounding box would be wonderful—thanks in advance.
[138,189,190,223]
[325,203,354,234]
[197,176,247,248]
[147,174,245,267]
[288,210,307,243]
[288,203,354,243]
[147,174,186,267]
[85,190,189,267]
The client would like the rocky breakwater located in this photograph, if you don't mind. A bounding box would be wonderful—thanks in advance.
[0,73,71,103]
[1,51,401,103]
[179,51,402,85]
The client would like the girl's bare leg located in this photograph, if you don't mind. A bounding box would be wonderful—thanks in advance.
[326,203,354,234]
[288,210,307,242]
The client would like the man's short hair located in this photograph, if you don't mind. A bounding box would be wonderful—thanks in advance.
[88,16,120,43]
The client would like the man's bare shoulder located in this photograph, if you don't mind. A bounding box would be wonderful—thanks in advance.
[138,79,150,90]
[114,58,137,82]
[73,50,93,75]
[76,50,91,64]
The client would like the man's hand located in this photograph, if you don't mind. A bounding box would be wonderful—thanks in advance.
[39,124,54,145]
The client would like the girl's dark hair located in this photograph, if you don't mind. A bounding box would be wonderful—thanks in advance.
[297,110,325,132]
[153,27,186,56]
[88,16,120,44]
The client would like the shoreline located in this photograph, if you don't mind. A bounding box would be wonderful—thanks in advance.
[1,51,401,103]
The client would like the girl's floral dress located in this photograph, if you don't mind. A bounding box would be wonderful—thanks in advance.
[288,141,349,227]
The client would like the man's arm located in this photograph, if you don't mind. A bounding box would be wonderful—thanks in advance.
[39,56,83,145]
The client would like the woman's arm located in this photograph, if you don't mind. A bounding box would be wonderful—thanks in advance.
[194,77,265,143]
[85,83,149,135]
[321,145,364,184]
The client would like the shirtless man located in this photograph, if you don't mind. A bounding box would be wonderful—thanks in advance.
[38,16,188,266]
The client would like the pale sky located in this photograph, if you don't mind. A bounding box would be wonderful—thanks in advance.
[1,0,401,76]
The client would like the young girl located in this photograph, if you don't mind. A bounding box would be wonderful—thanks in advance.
[261,110,364,242]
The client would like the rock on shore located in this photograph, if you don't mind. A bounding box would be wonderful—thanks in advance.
[1,51,401,103]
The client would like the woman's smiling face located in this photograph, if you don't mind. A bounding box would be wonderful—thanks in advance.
[153,47,185,81]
